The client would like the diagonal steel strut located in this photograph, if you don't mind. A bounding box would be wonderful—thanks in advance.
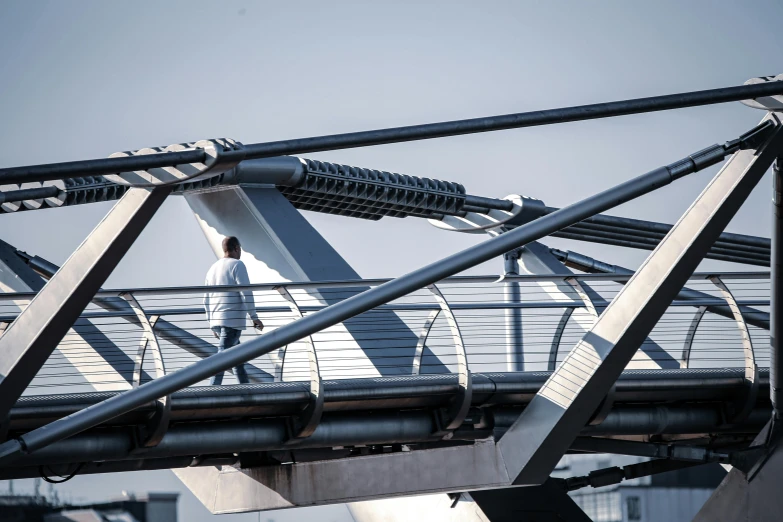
[0,186,172,420]
[498,113,783,485]
[0,121,773,466]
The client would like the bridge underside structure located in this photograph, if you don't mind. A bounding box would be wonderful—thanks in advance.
[1,76,783,521]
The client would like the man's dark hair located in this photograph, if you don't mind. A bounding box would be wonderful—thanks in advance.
[222,236,241,253]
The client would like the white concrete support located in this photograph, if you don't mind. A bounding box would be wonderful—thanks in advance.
[174,440,508,513]
[185,185,441,380]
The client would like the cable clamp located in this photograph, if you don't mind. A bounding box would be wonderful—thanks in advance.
[105,138,246,187]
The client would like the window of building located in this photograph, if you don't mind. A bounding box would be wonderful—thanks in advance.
[626,496,642,521]
[570,490,622,522]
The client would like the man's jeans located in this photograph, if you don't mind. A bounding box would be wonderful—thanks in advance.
[210,326,249,385]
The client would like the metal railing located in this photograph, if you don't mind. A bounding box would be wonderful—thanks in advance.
[0,272,770,396]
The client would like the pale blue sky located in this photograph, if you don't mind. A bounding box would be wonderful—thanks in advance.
[1,1,781,520]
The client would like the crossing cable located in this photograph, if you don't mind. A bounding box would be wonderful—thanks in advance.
[1,80,782,185]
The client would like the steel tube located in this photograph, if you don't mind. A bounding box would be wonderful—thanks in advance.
[465,195,514,212]
[4,405,770,470]
[7,369,769,431]
[560,208,772,249]
[240,82,783,159]
[503,251,524,372]
[772,158,783,419]
[0,270,766,301]
[0,456,202,480]
[563,223,771,262]
[461,204,491,214]
[570,221,771,257]
[489,405,769,435]
[554,231,769,266]
[0,293,771,324]
[0,150,206,185]
[0,129,765,463]
[1,81,782,185]
[552,248,770,329]
[0,185,60,204]
[582,406,771,436]
[544,207,771,251]
[7,412,440,467]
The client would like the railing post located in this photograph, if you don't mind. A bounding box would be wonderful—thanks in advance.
[680,306,707,369]
[503,249,524,372]
[772,157,783,420]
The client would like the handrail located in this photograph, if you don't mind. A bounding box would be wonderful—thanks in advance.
[0,271,769,301]
[0,298,769,324]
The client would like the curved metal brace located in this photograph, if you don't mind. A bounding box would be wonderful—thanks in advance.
[120,293,170,448]
[425,284,472,439]
[132,315,160,387]
[680,306,707,369]
[709,276,759,422]
[276,286,324,442]
[548,308,574,371]
[412,309,441,376]
[548,278,598,372]
[564,277,599,318]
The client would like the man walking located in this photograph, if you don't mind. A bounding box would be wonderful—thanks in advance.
[204,236,264,385]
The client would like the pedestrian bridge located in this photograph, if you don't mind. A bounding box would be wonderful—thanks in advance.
[1,75,783,519]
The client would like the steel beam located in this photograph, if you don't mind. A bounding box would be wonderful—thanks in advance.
[0,186,171,419]
[497,114,783,485]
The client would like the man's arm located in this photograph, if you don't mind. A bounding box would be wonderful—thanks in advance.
[235,262,264,330]
[204,275,218,338]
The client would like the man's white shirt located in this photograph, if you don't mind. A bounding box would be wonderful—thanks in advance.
[203,258,259,330]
